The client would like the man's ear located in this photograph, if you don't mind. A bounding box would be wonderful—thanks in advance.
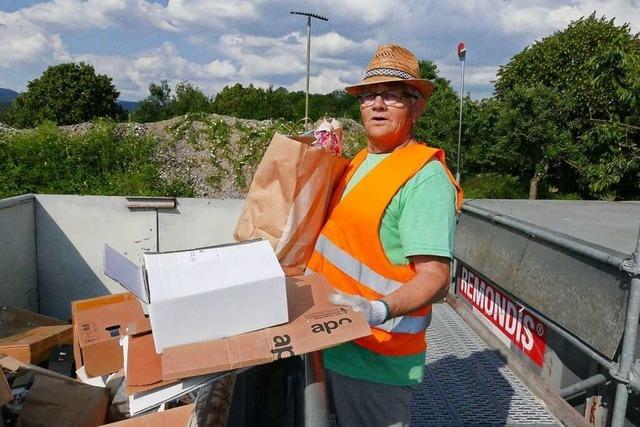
[412,97,427,121]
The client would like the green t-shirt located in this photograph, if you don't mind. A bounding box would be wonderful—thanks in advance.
[323,152,457,386]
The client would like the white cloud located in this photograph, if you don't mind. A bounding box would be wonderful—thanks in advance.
[498,0,640,37]
[313,32,377,55]
[218,31,375,78]
[289,68,361,94]
[0,12,70,67]
[3,0,269,34]
[73,42,239,98]
[317,0,399,24]
[166,0,262,27]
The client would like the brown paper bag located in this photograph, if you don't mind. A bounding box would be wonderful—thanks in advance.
[234,132,349,268]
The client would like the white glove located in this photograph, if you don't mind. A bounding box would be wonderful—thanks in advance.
[329,292,389,326]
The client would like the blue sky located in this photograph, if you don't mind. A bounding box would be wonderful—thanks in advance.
[1,0,638,101]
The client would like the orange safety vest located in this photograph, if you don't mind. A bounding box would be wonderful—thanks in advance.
[307,143,463,356]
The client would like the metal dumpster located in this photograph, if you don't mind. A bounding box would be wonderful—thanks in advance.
[3,194,637,426]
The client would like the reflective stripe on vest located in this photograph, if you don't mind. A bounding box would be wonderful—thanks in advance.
[314,235,403,296]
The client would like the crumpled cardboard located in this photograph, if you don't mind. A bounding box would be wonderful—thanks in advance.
[16,375,108,427]
[0,369,10,407]
[234,132,349,268]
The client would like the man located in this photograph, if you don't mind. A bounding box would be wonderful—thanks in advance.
[306,44,463,426]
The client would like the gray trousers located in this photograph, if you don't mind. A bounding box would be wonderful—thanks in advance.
[326,370,415,427]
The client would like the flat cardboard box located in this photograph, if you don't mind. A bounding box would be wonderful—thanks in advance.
[0,354,75,383]
[72,293,151,378]
[0,306,65,340]
[101,404,194,426]
[104,240,289,353]
[0,325,72,364]
[17,374,108,427]
[0,306,71,364]
[161,273,371,380]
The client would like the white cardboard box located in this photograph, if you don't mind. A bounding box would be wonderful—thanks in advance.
[103,240,288,353]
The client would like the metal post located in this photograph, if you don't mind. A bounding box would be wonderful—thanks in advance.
[305,16,311,130]
[456,43,466,183]
[290,11,328,132]
[304,352,330,427]
[611,226,640,427]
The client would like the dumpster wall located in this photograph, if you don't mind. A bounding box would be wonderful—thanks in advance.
[0,195,245,320]
[0,194,38,311]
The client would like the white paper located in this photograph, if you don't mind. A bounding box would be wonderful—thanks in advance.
[75,366,119,388]
[128,373,221,415]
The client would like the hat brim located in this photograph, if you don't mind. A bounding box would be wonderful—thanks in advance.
[345,76,435,98]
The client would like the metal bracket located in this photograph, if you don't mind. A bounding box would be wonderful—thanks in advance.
[628,360,640,393]
[609,362,628,384]
[621,257,640,277]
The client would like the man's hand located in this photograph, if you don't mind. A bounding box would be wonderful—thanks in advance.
[329,292,388,326]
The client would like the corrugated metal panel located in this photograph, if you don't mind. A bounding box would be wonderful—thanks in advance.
[410,303,559,426]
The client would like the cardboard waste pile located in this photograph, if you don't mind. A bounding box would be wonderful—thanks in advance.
[1,239,370,426]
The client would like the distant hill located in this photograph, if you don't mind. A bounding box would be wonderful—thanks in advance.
[0,87,138,113]
[117,100,139,112]
[0,88,19,103]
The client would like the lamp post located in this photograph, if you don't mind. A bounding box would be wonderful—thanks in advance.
[290,11,328,131]
[456,42,466,183]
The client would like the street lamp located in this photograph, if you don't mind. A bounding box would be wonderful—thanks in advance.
[456,42,466,183]
[290,11,328,131]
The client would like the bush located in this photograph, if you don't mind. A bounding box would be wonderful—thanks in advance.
[462,173,528,199]
[0,120,193,198]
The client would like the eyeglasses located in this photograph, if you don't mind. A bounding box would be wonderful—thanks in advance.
[357,90,419,107]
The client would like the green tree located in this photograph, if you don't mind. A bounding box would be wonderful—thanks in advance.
[6,62,125,128]
[130,80,173,123]
[172,81,214,116]
[494,14,640,199]
[413,60,461,170]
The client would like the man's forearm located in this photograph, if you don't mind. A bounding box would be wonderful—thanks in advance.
[381,257,451,319]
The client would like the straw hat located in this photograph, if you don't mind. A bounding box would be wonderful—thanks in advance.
[345,44,435,98]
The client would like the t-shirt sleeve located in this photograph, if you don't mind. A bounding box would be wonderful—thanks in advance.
[397,161,457,260]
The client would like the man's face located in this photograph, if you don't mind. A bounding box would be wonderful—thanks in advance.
[358,82,425,151]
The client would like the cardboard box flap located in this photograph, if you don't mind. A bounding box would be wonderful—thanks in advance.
[122,334,177,396]
[161,274,371,381]
[126,334,162,386]
[104,244,149,304]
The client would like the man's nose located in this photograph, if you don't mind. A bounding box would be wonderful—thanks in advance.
[371,94,387,110]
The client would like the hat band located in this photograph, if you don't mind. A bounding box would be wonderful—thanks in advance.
[363,67,415,81]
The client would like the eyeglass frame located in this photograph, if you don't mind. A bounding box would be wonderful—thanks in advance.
[356,89,420,107]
